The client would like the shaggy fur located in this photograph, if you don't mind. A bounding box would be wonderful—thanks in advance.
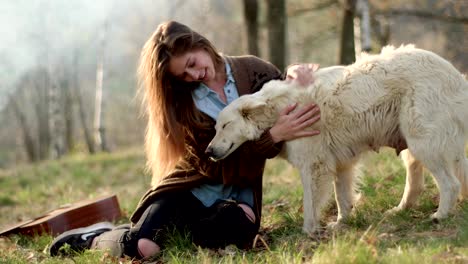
[207,45,468,235]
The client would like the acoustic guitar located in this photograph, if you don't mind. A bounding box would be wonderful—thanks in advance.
[0,194,122,237]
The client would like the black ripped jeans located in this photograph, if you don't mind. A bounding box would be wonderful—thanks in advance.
[92,191,257,258]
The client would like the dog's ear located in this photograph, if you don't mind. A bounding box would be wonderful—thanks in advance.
[240,100,266,119]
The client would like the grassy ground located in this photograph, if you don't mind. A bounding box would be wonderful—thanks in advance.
[0,148,467,263]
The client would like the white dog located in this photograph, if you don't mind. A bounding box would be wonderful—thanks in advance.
[206,45,468,235]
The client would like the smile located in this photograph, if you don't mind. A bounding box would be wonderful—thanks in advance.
[200,70,206,80]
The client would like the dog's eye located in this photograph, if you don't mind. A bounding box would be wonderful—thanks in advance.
[222,122,230,129]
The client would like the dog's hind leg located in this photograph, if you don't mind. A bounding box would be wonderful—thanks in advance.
[449,127,468,200]
[417,155,460,220]
[453,155,468,200]
[386,149,425,214]
[328,163,358,229]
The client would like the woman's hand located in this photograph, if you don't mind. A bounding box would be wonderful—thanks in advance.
[285,63,319,87]
[269,103,321,143]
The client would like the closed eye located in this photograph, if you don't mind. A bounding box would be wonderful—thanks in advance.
[222,122,231,129]
[187,57,195,68]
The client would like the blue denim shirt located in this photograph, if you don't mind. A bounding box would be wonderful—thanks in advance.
[190,61,254,207]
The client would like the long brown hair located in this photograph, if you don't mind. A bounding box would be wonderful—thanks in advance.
[138,21,223,185]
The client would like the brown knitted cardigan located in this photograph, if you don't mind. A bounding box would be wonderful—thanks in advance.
[130,55,282,232]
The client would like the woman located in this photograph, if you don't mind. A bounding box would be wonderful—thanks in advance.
[49,21,320,259]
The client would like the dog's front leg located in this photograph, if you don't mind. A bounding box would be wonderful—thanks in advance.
[300,167,320,235]
[300,162,334,236]
[329,164,358,229]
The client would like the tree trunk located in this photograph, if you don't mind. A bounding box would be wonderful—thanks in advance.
[371,15,390,47]
[36,72,50,160]
[355,0,371,53]
[243,0,259,56]
[339,0,357,65]
[266,0,287,70]
[76,89,96,154]
[94,21,109,152]
[10,96,38,162]
[49,78,65,159]
[73,53,96,154]
[62,76,74,153]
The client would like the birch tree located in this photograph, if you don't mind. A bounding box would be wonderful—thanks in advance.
[93,21,109,152]
[355,0,372,56]
[34,69,51,160]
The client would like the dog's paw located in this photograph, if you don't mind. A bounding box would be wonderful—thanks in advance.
[303,227,327,240]
[302,225,318,237]
[326,221,345,231]
[384,206,403,216]
[430,211,448,221]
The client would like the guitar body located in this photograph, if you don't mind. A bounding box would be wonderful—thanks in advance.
[0,194,122,236]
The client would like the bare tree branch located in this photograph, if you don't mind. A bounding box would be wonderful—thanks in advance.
[375,9,468,24]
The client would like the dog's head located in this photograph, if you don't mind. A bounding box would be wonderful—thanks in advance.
[205,94,270,160]
[206,80,293,161]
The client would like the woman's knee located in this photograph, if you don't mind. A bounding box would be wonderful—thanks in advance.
[137,238,160,258]
[238,203,255,223]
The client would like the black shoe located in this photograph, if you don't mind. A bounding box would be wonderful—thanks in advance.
[49,222,115,256]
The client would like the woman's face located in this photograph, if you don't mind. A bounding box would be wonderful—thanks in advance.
[168,49,216,84]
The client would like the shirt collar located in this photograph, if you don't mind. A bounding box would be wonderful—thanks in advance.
[225,60,235,83]
[193,83,211,100]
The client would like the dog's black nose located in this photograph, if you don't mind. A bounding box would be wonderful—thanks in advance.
[205,146,213,156]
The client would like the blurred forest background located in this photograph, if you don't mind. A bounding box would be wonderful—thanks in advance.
[0,0,466,169]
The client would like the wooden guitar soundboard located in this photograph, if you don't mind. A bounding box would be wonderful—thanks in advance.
[0,194,122,236]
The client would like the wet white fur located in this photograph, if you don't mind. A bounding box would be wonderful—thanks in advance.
[208,45,468,235]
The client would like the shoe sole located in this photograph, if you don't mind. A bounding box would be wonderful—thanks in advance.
[49,222,115,256]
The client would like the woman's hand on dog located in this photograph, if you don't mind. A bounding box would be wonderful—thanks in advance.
[269,103,321,143]
[285,63,319,87]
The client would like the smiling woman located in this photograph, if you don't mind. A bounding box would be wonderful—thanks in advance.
[168,48,229,103]
[47,20,321,260]
[169,49,216,83]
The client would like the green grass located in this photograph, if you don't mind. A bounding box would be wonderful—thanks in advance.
[0,147,467,263]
